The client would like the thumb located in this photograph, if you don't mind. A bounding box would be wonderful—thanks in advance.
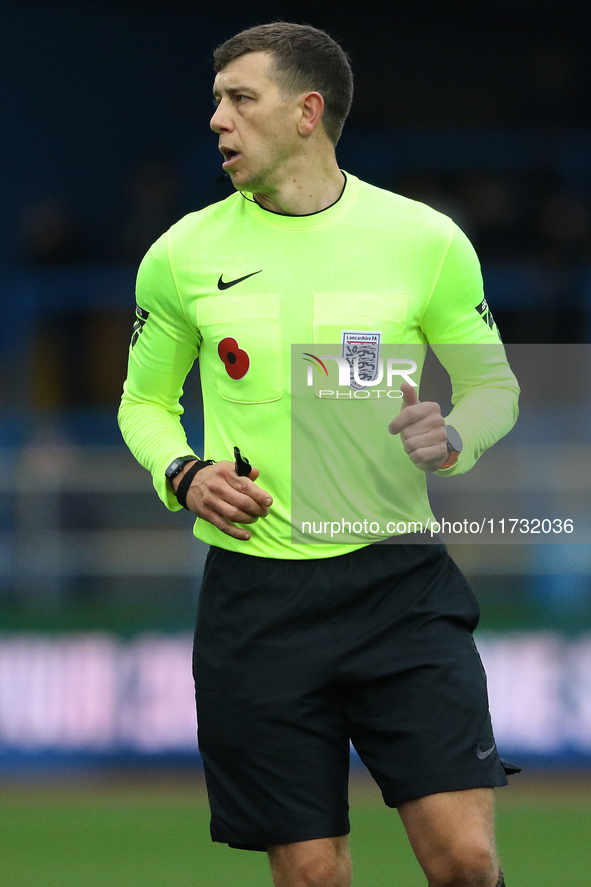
[388,382,420,435]
[400,381,419,407]
[247,467,260,481]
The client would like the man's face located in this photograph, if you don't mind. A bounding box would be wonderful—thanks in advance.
[210,51,302,194]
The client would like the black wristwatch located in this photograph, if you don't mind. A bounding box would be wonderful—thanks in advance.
[165,455,198,489]
[445,425,463,455]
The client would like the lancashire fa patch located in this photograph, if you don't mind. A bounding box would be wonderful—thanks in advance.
[341,331,381,390]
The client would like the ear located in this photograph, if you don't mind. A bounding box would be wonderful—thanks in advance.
[297,91,325,137]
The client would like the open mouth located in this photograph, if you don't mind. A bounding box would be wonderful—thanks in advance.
[221,149,240,169]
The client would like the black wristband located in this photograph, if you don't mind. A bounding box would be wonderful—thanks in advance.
[175,459,216,510]
[165,454,199,488]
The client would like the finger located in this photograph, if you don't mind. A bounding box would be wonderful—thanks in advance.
[406,445,449,472]
[198,482,270,522]
[400,381,419,407]
[388,408,417,435]
[200,467,273,519]
[401,427,447,456]
[199,507,253,541]
[226,472,273,510]
[389,400,443,436]
[400,414,446,446]
[388,385,421,435]
[197,461,272,511]
[215,496,264,524]
[183,466,267,521]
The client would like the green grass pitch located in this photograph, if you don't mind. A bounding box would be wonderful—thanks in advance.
[1,772,590,886]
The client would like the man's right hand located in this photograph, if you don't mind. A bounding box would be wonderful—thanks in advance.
[172,460,272,541]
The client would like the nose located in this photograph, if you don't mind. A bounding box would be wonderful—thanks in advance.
[210,101,232,134]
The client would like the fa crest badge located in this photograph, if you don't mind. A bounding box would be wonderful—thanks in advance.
[341,331,382,390]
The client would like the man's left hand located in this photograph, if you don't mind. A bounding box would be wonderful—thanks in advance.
[388,383,449,472]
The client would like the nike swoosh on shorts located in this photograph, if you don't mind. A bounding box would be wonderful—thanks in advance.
[477,744,496,760]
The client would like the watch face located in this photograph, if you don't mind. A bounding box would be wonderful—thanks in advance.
[166,456,195,480]
[446,425,463,453]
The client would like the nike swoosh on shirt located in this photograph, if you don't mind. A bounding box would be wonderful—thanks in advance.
[476,743,496,760]
[217,270,263,290]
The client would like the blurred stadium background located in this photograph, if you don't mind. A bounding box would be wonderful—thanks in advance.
[1,0,590,883]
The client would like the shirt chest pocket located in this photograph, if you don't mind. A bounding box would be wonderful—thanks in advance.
[198,294,282,403]
[313,293,408,345]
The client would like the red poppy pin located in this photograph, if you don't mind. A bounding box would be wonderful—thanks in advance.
[218,337,250,379]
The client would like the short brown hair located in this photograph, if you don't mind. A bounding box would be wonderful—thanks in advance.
[213,22,354,146]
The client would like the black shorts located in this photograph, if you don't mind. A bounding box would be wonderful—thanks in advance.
[193,543,509,851]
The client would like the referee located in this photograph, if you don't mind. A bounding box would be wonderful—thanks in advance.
[119,23,519,887]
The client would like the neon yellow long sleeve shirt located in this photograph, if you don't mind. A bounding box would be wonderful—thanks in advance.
[118,173,519,558]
